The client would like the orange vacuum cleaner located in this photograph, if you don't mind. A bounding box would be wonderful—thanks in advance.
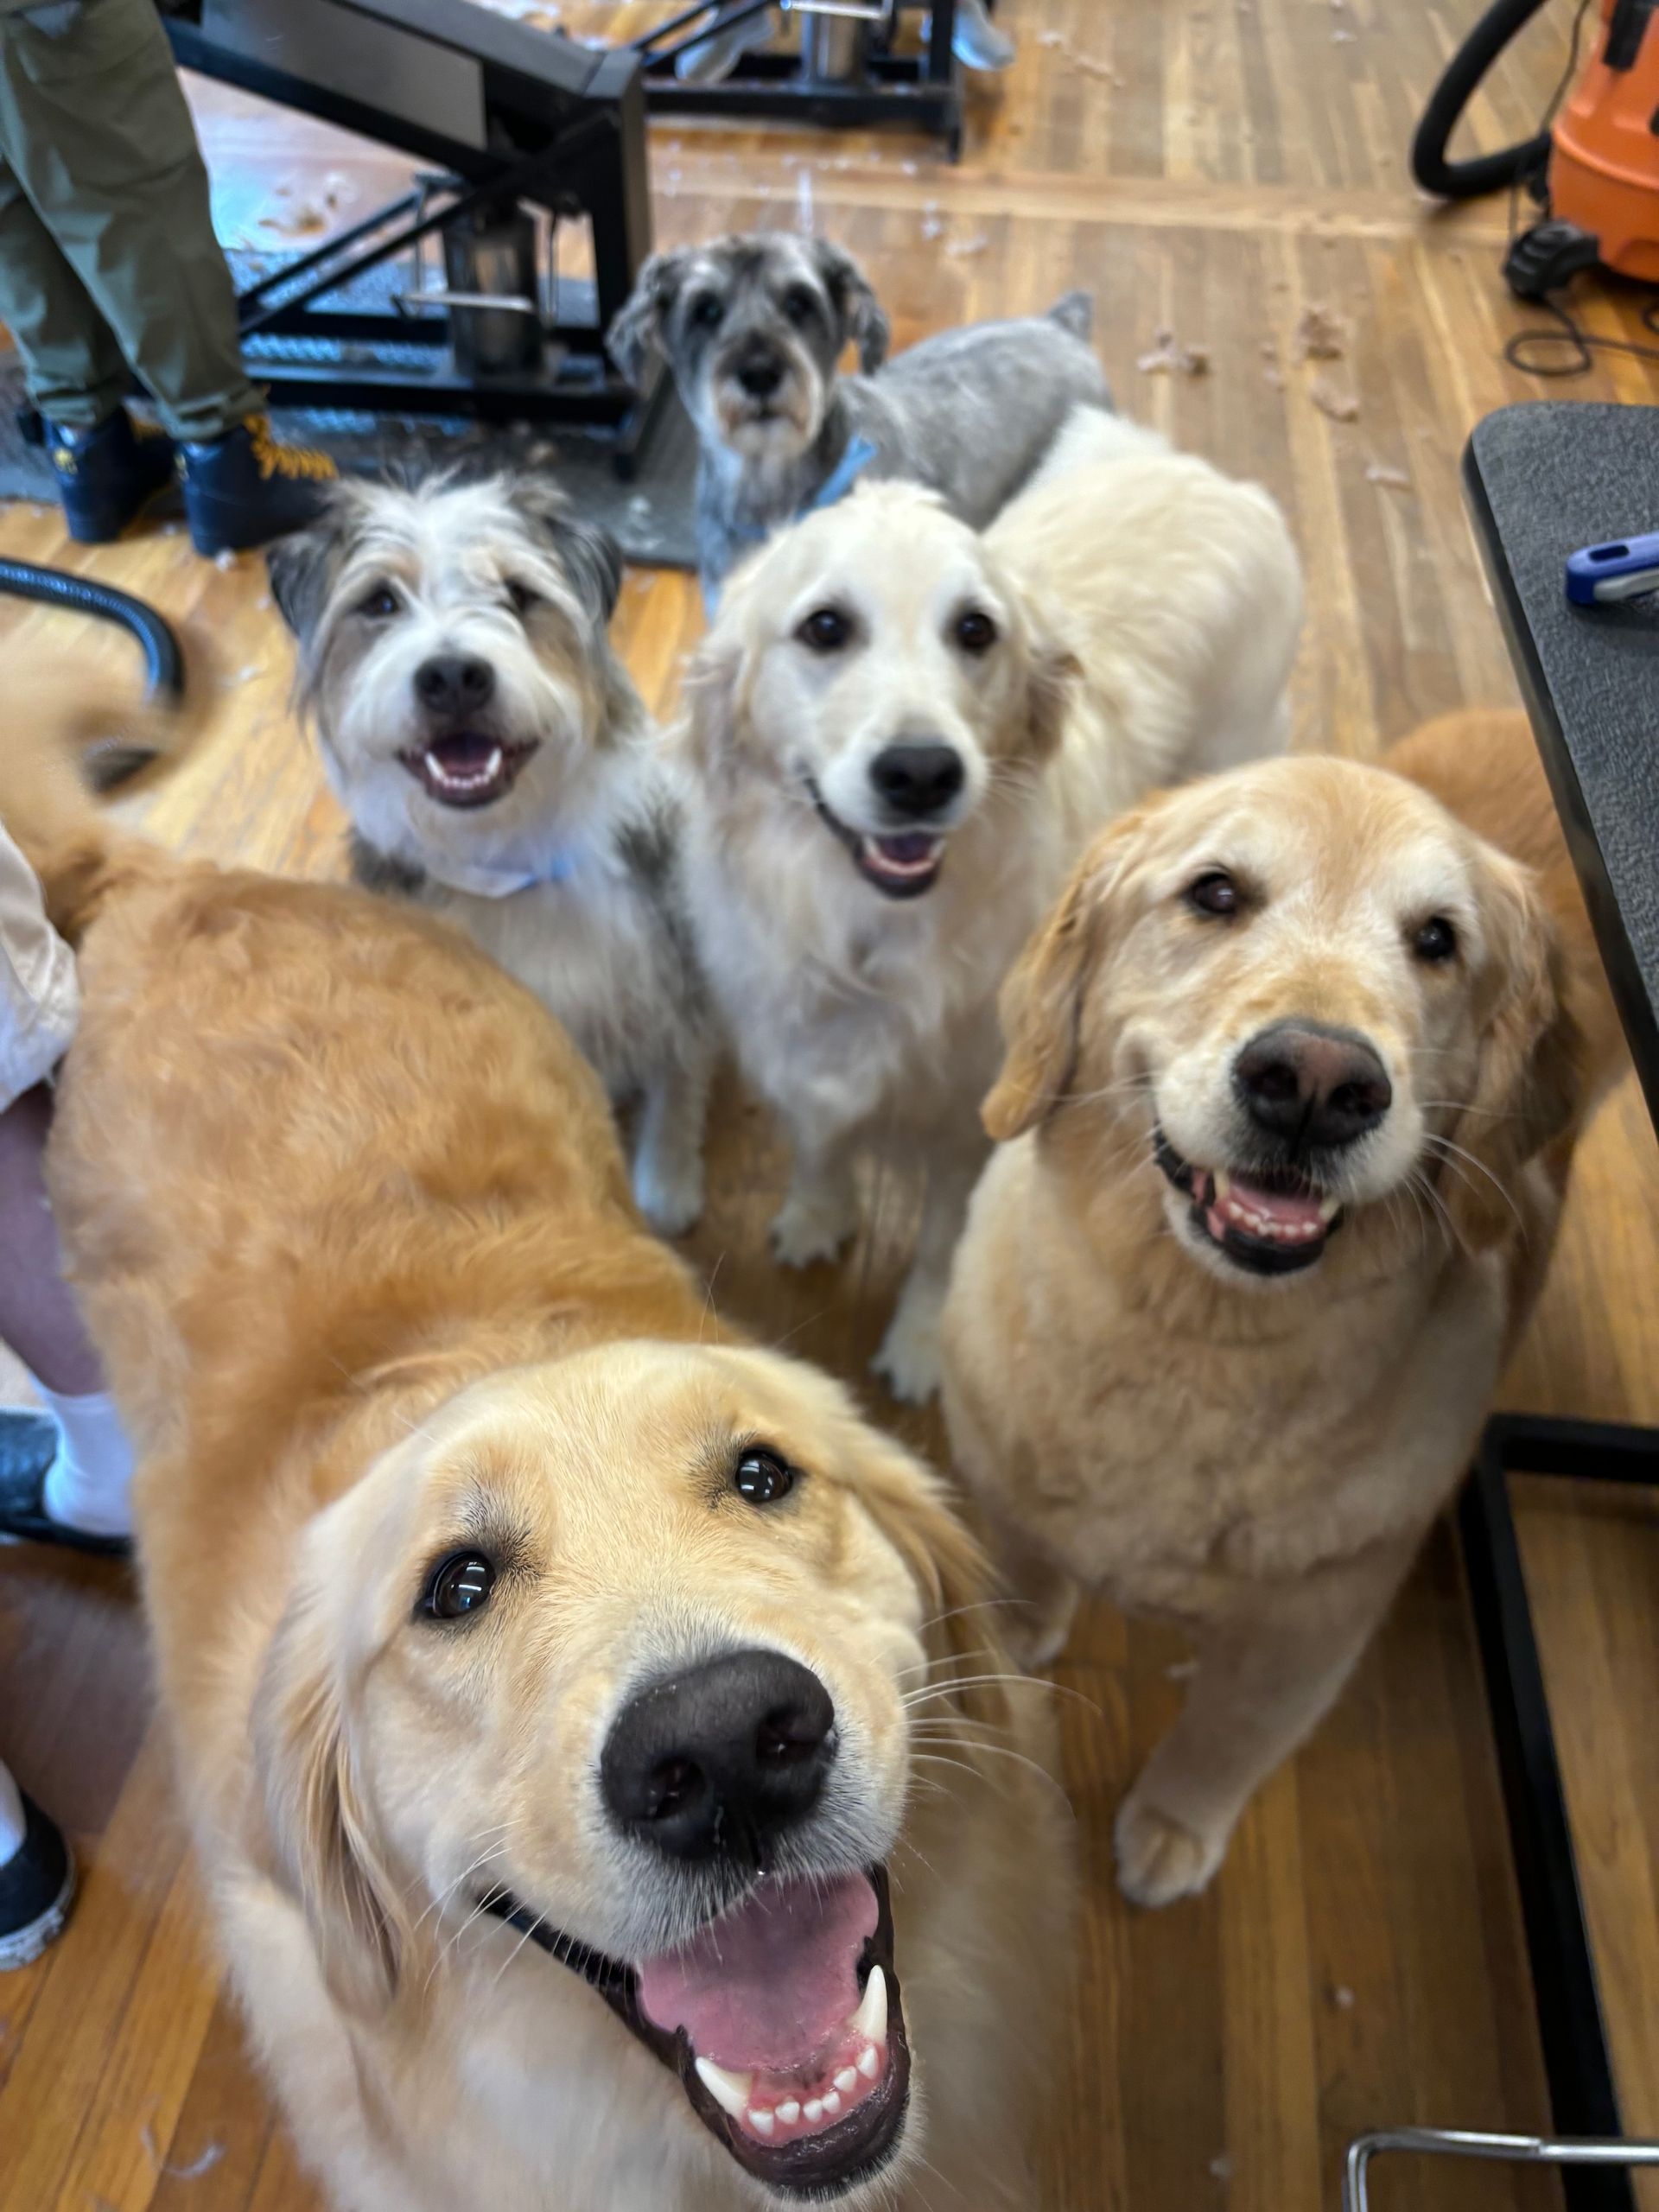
[1412,0,1659,297]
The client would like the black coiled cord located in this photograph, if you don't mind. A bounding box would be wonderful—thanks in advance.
[0,556,184,702]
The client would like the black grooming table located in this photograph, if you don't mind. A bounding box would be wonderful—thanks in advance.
[1464,402,1659,1122]
[1438,400,1659,2212]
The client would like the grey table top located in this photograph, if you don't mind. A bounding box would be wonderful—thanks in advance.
[1465,402,1659,1126]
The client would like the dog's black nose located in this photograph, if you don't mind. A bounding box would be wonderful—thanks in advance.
[734,352,785,399]
[1234,1020,1393,1148]
[601,1649,836,1864]
[414,654,495,716]
[868,741,965,821]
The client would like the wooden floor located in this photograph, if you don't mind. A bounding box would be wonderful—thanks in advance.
[3,3,1658,2208]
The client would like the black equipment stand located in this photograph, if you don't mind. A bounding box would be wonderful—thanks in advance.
[1458,1418,1656,2212]
[1453,404,1659,2210]
[634,0,965,159]
[166,0,665,460]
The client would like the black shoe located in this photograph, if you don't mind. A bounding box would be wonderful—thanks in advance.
[45,407,176,544]
[0,1792,76,1970]
[179,414,338,557]
[0,1411,130,1559]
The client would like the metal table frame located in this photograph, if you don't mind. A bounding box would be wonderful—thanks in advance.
[1343,410,1659,2210]
[1457,1418,1659,2211]
[635,0,965,157]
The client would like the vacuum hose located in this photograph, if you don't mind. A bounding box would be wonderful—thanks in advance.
[0,556,185,702]
[1410,0,1554,198]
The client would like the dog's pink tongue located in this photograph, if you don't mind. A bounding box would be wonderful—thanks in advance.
[636,1874,876,2072]
[1224,1173,1326,1231]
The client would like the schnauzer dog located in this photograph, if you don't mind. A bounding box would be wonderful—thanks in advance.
[608,231,1110,600]
[269,471,715,1236]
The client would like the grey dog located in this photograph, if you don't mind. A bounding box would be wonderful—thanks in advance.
[608,232,1110,599]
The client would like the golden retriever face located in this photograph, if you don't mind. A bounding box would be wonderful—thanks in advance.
[255,1341,991,2203]
[684,485,1077,900]
[985,755,1581,1277]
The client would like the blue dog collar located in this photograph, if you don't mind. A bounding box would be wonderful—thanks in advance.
[705,435,880,615]
[422,848,579,899]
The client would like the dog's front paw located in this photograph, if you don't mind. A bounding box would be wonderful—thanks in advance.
[872,1302,943,1405]
[772,1188,856,1269]
[632,1152,705,1239]
[1114,1788,1229,1910]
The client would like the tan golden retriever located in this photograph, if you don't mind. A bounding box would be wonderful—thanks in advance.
[939,710,1620,1910]
[675,411,1300,1402]
[3,721,1072,2210]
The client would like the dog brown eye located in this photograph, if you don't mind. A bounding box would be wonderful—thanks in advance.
[734,1448,795,1504]
[357,584,399,620]
[506,581,538,618]
[689,293,723,331]
[782,285,818,327]
[798,606,852,653]
[955,609,998,655]
[423,1551,496,1620]
[1413,915,1458,963]
[1186,870,1240,918]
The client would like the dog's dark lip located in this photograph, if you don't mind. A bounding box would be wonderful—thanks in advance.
[1153,1127,1343,1278]
[804,779,946,902]
[398,731,539,810]
[477,1864,911,2198]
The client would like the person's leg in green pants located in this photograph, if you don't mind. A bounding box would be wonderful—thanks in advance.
[0,0,336,550]
[0,0,259,441]
[0,139,128,429]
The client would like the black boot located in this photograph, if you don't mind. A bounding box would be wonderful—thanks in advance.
[0,1791,75,1971]
[45,407,175,544]
[179,414,338,557]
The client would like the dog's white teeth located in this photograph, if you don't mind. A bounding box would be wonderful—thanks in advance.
[822,2091,842,2118]
[1213,1169,1232,1202]
[747,2108,776,2137]
[834,2066,858,2094]
[848,1964,887,2045]
[857,2044,880,2079]
[776,2099,802,2125]
[694,2057,754,2119]
[804,2098,824,2124]
[1318,1194,1340,1222]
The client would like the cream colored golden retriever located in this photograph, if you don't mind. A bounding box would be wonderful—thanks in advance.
[940,711,1619,1910]
[3,723,1072,2211]
[675,411,1300,1403]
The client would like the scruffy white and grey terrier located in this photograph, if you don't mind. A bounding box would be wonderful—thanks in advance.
[269,471,714,1235]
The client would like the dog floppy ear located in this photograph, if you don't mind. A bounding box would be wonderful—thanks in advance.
[607,247,692,385]
[849,1433,1011,1729]
[1442,852,1587,1254]
[982,810,1149,1142]
[811,239,890,372]
[508,478,625,625]
[251,1536,416,2018]
[266,492,353,646]
[671,592,754,786]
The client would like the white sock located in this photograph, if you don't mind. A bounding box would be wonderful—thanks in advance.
[0,1761,25,1867]
[35,1382,134,1538]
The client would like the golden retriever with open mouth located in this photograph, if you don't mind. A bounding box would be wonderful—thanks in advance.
[940,711,1620,1910]
[675,414,1300,1402]
[3,721,1072,2211]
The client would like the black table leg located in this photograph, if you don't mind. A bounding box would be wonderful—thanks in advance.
[1458,1416,1657,2212]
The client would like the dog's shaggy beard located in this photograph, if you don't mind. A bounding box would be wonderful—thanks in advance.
[702,352,826,474]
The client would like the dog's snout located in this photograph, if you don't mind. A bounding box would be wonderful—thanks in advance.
[414,653,495,717]
[733,349,785,400]
[868,741,965,821]
[601,1648,836,1864]
[1233,1020,1393,1149]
